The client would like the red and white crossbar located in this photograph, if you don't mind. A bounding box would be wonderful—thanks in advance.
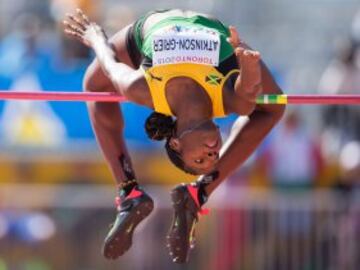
[0,91,359,105]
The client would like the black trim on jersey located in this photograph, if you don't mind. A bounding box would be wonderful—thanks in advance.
[125,25,142,68]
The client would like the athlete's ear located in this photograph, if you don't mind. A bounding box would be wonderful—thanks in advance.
[169,137,181,151]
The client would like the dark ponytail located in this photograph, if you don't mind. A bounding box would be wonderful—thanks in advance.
[145,112,175,141]
[144,112,197,175]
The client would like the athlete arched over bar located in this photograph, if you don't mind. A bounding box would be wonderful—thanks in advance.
[63,9,285,263]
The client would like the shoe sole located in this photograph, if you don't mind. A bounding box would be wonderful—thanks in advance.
[102,199,154,259]
[167,187,191,263]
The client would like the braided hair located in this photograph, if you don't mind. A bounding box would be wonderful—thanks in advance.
[144,112,197,175]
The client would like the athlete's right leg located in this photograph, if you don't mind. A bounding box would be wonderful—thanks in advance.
[83,24,138,193]
[83,24,153,260]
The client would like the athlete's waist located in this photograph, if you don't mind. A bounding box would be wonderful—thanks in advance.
[141,53,239,77]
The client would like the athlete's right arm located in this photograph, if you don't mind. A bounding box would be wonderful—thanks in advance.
[227,26,262,115]
[63,9,141,94]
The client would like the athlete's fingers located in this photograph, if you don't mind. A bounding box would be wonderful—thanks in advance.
[76,8,90,25]
[228,25,253,55]
[64,29,90,47]
[65,13,82,28]
[226,37,236,48]
[251,51,261,59]
[226,36,238,48]
[64,29,83,40]
[63,25,83,39]
[233,47,243,67]
[230,26,241,43]
[63,20,84,35]
[246,50,261,59]
[244,50,256,57]
[236,47,261,59]
[235,47,245,56]
[229,25,241,46]
[66,13,86,31]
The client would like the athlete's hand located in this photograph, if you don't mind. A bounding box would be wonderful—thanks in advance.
[227,26,262,104]
[227,25,247,50]
[63,8,108,48]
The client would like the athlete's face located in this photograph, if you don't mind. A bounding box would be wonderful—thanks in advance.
[170,121,222,175]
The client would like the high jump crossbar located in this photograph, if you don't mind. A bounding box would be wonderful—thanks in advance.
[0,91,359,105]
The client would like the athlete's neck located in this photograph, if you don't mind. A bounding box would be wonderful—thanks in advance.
[165,77,213,135]
[175,105,212,137]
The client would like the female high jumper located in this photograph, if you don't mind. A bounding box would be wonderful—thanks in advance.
[63,8,285,263]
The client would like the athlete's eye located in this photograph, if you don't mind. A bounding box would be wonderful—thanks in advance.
[194,159,204,164]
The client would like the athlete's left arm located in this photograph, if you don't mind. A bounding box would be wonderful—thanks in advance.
[198,27,285,195]
[63,9,142,94]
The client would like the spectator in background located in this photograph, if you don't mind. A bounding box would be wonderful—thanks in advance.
[255,110,323,270]
[318,11,360,269]
[259,110,323,189]
[317,9,360,190]
[51,0,101,22]
[0,11,67,147]
[51,0,100,61]
[318,37,360,144]
[0,13,45,79]
[0,3,96,145]
[319,9,360,145]
[0,259,7,270]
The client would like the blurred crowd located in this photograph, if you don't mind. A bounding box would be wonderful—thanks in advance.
[0,0,359,269]
[0,0,358,187]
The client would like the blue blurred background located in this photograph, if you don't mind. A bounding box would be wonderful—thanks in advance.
[0,0,359,269]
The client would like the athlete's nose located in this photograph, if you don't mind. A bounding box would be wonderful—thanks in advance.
[205,139,218,149]
[207,151,219,161]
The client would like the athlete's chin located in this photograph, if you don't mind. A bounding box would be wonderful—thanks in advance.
[194,168,213,175]
[204,167,216,175]
[195,164,218,175]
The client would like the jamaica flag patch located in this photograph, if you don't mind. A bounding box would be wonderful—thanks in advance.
[205,74,222,85]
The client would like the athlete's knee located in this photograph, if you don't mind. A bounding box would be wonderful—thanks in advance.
[83,60,106,93]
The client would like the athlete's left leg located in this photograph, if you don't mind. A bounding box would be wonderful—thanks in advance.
[167,45,285,263]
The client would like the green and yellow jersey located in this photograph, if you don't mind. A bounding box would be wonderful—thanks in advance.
[133,13,239,117]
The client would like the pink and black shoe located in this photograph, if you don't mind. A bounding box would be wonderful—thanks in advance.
[166,183,209,263]
[102,186,154,259]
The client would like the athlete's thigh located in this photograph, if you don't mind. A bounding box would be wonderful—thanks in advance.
[83,24,136,92]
